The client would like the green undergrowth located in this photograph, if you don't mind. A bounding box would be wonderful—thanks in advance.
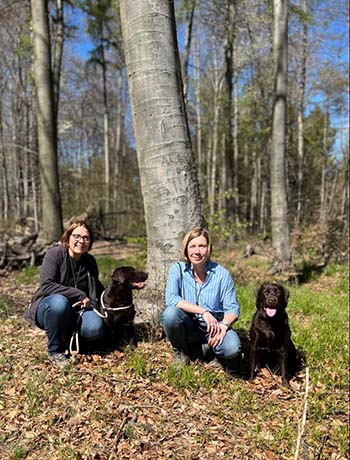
[0,252,348,458]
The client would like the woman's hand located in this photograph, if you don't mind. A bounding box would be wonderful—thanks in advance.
[207,323,228,347]
[202,310,219,335]
[80,297,90,309]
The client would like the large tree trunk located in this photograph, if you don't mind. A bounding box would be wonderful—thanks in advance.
[31,0,63,242]
[270,0,291,269]
[120,0,203,316]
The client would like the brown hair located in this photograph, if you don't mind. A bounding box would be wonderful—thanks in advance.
[180,227,211,263]
[60,220,94,251]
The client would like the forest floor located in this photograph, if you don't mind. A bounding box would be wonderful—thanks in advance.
[0,241,348,460]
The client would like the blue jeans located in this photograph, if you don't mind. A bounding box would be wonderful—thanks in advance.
[161,306,241,360]
[36,294,106,355]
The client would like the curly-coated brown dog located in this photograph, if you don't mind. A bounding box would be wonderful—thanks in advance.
[249,283,296,387]
[99,266,148,348]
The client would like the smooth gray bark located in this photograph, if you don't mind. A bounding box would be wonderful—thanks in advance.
[270,0,291,268]
[31,0,62,242]
[120,0,203,303]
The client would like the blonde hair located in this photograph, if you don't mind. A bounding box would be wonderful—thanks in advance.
[180,227,211,263]
[60,220,94,251]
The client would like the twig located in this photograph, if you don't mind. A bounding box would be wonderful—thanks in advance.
[266,364,278,382]
[108,410,136,459]
[294,367,310,460]
[158,428,189,443]
[315,434,329,460]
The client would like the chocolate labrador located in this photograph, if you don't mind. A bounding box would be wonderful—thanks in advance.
[249,283,296,387]
[99,266,148,349]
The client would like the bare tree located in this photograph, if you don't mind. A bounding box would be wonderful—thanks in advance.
[296,0,308,225]
[31,0,63,242]
[181,0,196,101]
[120,0,203,312]
[270,0,291,269]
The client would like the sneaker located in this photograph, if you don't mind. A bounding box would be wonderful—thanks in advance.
[207,357,224,370]
[49,353,70,369]
[201,343,213,361]
[173,351,190,369]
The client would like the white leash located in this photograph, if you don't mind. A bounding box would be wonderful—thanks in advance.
[97,290,134,316]
[69,292,134,355]
[69,309,84,355]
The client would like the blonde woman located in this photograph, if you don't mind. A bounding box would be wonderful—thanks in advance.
[162,227,241,369]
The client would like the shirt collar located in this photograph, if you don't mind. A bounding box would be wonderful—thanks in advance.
[184,260,216,274]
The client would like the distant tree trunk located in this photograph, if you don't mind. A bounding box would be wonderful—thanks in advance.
[296,0,308,225]
[102,53,110,215]
[260,175,268,234]
[120,0,203,315]
[209,88,219,221]
[182,0,196,101]
[320,99,329,225]
[31,0,63,242]
[0,99,9,222]
[341,153,349,236]
[193,38,203,192]
[52,0,64,117]
[208,44,222,223]
[112,73,123,208]
[232,67,240,225]
[270,0,291,269]
[250,149,258,229]
[9,78,22,220]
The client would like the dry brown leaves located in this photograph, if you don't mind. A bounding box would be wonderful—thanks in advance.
[0,272,348,460]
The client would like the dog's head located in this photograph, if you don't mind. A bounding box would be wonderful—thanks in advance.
[110,266,148,289]
[255,283,289,318]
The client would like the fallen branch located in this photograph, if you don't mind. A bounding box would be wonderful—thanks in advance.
[294,367,310,460]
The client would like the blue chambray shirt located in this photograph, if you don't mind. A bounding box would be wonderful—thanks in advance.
[165,260,239,317]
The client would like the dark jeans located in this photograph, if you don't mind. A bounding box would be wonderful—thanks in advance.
[161,306,241,359]
[36,294,106,355]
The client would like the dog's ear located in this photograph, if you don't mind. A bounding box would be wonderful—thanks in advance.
[112,266,135,284]
[255,283,265,299]
[283,287,290,304]
[254,287,260,299]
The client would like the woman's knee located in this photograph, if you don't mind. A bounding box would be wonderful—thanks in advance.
[79,311,105,341]
[37,294,71,321]
[161,306,184,329]
[215,330,241,360]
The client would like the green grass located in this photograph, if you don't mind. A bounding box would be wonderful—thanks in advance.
[15,266,40,284]
[11,445,29,460]
[0,258,348,459]
[0,296,10,317]
[96,254,147,285]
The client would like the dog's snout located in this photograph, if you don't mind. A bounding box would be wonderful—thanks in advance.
[267,295,278,307]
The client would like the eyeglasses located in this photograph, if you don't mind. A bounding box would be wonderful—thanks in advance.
[71,234,91,243]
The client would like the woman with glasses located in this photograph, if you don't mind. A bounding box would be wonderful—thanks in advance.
[161,227,241,370]
[25,220,106,368]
